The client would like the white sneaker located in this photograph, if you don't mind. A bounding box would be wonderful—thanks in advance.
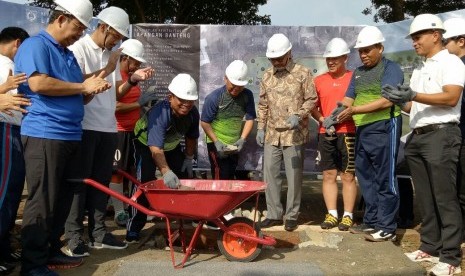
[404,250,439,264]
[429,261,462,275]
[364,230,396,242]
[223,213,234,221]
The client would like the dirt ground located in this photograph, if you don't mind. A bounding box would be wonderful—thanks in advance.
[9,179,455,275]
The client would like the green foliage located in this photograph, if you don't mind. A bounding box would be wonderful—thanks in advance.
[29,0,271,25]
[363,0,465,23]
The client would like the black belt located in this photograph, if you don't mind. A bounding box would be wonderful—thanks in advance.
[413,123,457,135]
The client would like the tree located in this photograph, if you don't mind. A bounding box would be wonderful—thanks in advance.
[29,0,271,25]
[362,0,465,23]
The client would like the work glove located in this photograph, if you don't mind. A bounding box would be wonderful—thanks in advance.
[329,102,346,119]
[286,114,300,130]
[214,140,227,158]
[181,155,194,178]
[256,129,265,147]
[322,116,338,129]
[138,91,158,107]
[233,138,245,152]
[325,125,336,136]
[163,170,180,189]
[382,84,417,104]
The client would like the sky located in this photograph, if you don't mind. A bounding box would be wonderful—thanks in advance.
[4,0,378,26]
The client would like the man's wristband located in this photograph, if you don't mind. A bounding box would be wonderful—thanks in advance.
[127,78,139,86]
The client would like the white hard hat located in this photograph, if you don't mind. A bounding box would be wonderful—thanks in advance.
[266,33,292,58]
[97,6,130,37]
[225,60,248,86]
[407,13,445,38]
[323,38,350,57]
[354,26,385,48]
[443,17,465,39]
[168,73,198,101]
[121,39,146,63]
[54,0,93,27]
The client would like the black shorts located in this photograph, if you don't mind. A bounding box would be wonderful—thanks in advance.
[113,131,136,171]
[317,133,355,173]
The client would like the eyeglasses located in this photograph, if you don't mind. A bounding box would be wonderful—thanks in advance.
[107,27,124,41]
[64,14,87,32]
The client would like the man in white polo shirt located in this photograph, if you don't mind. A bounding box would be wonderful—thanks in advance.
[383,14,465,275]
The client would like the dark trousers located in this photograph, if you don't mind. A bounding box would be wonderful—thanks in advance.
[355,117,401,233]
[65,130,117,242]
[457,138,465,240]
[127,140,188,234]
[0,123,25,259]
[20,136,79,273]
[406,125,462,266]
[206,142,239,180]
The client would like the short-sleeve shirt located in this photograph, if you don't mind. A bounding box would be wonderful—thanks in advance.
[70,34,122,133]
[314,71,355,133]
[409,49,465,129]
[345,57,403,126]
[201,86,256,144]
[14,30,84,141]
[0,54,21,126]
[115,70,141,131]
[146,100,200,151]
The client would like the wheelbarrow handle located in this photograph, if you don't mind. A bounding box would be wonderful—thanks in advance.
[113,168,143,187]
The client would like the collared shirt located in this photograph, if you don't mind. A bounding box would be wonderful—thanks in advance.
[0,54,21,126]
[257,60,317,146]
[201,85,256,144]
[70,34,122,133]
[409,49,465,129]
[116,70,141,131]
[14,30,84,141]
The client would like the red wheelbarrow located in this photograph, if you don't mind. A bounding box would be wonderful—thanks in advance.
[71,169,276,268]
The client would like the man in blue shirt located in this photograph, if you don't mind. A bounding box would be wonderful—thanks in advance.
[125,73,199,242]
[14,0,110,275]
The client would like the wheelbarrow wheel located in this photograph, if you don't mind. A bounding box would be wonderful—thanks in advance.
[217,217,262,262]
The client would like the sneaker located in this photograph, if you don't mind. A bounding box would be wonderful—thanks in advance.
[349,223,375,234]
[429,261,462,275]
[338,216,353,231]
[364,229,397,242]
[223,213,234,221]
[47,251,83,269]
[0,261,15,275]
[114,210,129,227]
[65,238,90,257]
[125,231,140,244]
[89,233,128,249]
[404,250,439,264]
[320,213,338,229]
[2,250,21,263]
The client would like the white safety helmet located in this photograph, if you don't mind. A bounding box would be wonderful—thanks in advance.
[54,0,93,27]
[407,13,445,38]
[97,6,130,37]
[443,18,465,39]
[168,73,198,101]
[323,38,350,57]
[354,26,385,48]
[266,33,292,58]
[121,39,146,63]
[225,60,248,86]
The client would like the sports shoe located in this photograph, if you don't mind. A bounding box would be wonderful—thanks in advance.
[89,233,128,249]
[338,215,353,231]
[349,223,375,234]
[23,265,59,276]
[65,238,90,257]
[0,261,15,275]
[404,250,439,264]
[320,213,338,229]
[429,261,462,275]
[364,230,397,242]
[2,250,21,263]
[125,231,140,244]
[114,210,129,227]
[47,251,83,269]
